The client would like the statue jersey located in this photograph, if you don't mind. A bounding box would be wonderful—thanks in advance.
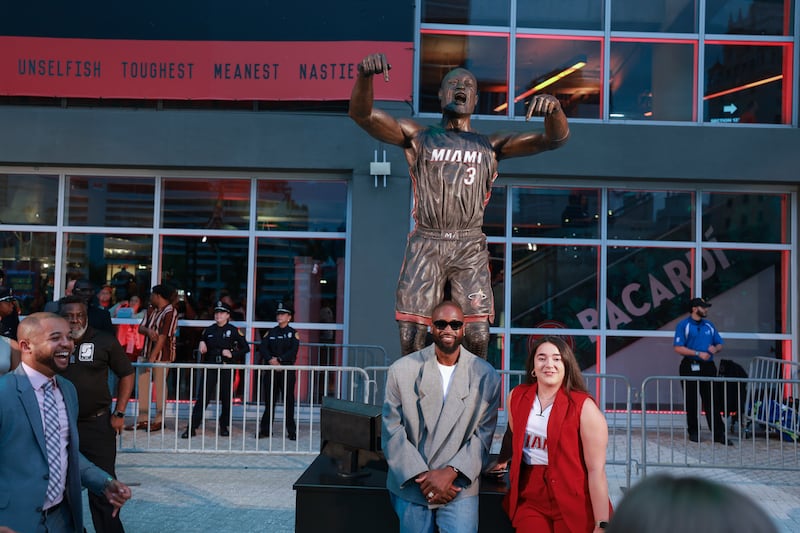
[409,128,498,231]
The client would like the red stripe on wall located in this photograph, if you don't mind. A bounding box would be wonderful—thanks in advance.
[0,37,413,101]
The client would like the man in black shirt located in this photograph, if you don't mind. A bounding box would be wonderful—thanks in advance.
[182,300,248,438]
[257,304,299,440]
[60,295,134,533]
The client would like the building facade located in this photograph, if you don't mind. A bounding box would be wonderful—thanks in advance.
[1,0,799,400]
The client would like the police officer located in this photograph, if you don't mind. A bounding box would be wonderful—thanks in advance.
[0,286,19,340]
[182,300,248,438]
[257,304,299,440]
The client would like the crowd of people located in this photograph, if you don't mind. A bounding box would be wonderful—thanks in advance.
[0,274,301,532]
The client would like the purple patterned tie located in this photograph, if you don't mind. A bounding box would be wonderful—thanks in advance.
[42,379,63,503]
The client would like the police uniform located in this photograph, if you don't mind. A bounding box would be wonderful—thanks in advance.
[185,302,248,436]
[0,287,19,340]
[62,326,134,533]
[258,306,299,439]
[396,128,497,326]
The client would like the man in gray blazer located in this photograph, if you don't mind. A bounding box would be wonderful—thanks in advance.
[0,313,131,533]
[382,301,501,533]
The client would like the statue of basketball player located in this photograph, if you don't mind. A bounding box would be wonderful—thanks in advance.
[350,53,569,358]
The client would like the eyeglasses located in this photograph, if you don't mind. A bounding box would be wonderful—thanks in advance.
[432,320,464,331]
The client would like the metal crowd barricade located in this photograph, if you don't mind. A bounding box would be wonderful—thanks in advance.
[362,366,633,488]
[119,362,370,454]
[640,375,800,476]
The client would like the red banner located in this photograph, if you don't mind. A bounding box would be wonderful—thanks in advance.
[0,37,413,101]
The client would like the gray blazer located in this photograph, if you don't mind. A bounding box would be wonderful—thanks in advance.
[0,365,111,533]
[382,345,501,505]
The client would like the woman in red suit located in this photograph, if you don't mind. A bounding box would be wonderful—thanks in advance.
[503,336,613,532]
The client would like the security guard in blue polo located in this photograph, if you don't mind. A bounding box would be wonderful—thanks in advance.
[257,303,299,440]
[182,300,248,438]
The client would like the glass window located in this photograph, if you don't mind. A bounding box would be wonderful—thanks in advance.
[67,175,155,227]
[705,0,793,36]
[605,246,694,331]
[610,40,696,121]
[704,42,789,124]
[0,231,56,313]
[702,249,789,333]
[256,180,347,232]
[702,192,790,243]
[514,36,602,119]
[419,32,508,115]
[611,0,698,32]
[488,242,506,327]
[65,233,153,305]
[254,237,345,322]
[510,243,599,329]
[0,174,59,225]
[517,0,602,30]
[512,187,600,239]
[421,0,510,26]
[160,235,249,320]
[162,178,251,229]
[484,185,506,237]
[608,189,694,241]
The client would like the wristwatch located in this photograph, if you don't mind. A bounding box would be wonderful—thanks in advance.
[113,410,126,419]
[597,521,609,529]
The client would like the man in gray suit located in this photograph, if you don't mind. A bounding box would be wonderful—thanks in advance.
[382,301,501,533]
[0,313,131,533]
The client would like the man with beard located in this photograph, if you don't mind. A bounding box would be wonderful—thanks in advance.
[381,301,501,533]
[350,53,569,358]
[60,296,135,532]
[0,313,131,533]
[673,296,729,444]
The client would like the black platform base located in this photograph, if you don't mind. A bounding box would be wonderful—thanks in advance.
[294,454,513,533]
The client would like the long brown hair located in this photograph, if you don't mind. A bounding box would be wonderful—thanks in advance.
[525,335,588,394]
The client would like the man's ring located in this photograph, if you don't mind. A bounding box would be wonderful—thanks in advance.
[427,491,434,499]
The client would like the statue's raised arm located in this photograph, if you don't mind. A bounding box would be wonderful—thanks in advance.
[490,94,570,160]
[349,53,420,148]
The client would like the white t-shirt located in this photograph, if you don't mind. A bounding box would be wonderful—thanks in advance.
[522,395,551,465]
[438,362,457,400]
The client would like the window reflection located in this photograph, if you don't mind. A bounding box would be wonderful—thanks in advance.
[514,37,601,119]
[702,192,789,243]
[421,0,510,26]
[487,242,505,327]
[65,233,153,305]
[254,237,345,323]
[161,235,248,321]
[256,180,347,232]
[610,40,695,121]
[703,249,788,333]
[705,0,792,36]
[607,190,694,241]
[67,175,155,227]
[517,0,602,30]
[162,178,251,229]
[483,186,506,237]
[0,231,56,313]
[612,0,698,32]
[704,42,788,124]
[509,243,599,330]
[605,246,693,332]
[0,174,59,225]
[419,32,509,115]
[512,187,600,239]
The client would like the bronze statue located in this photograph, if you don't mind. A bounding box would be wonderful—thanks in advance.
[349,53,569,357]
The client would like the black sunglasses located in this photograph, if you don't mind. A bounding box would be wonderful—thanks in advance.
[432,320,464,331]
